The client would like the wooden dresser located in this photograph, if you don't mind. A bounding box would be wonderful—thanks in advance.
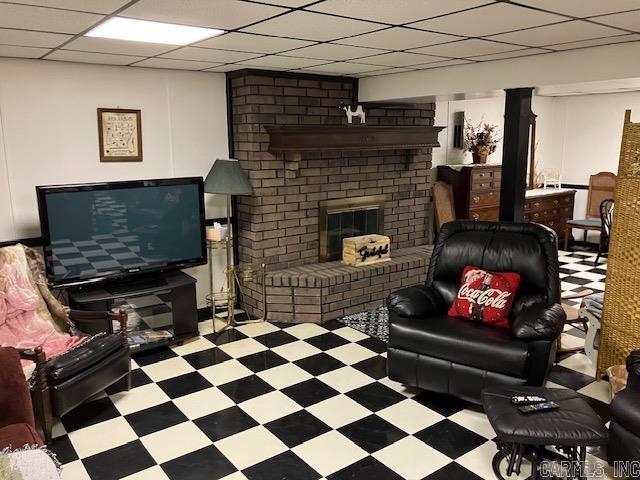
[437,164,575,241]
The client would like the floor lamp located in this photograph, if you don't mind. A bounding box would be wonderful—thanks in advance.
[204,159,253,331]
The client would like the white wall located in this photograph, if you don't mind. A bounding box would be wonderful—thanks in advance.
[0,58,230,306]
[433,95,506,166]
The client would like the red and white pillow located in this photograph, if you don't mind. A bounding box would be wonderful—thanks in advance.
[448,265,521,328]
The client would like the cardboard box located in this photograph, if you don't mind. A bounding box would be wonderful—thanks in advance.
[342,234,391,266]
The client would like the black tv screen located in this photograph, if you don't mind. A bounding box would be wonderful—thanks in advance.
[37,177,206,287]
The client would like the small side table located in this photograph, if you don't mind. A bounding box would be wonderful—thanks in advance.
[206,239,266,333]
[482,386,608,480]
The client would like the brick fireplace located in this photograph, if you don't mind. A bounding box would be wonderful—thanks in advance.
[228,69,440,322]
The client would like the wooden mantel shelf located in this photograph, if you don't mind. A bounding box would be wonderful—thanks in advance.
[264,125,444,154]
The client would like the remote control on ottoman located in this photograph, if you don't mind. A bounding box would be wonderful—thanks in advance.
[510,395,547,406]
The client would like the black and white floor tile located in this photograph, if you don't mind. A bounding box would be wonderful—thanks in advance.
[51,251,610,480]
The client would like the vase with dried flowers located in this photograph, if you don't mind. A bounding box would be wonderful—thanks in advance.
[464,119,500,164]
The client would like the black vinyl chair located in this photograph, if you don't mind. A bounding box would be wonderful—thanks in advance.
[596,198,614,264]
[19,310,131,444]
[608,350,640,476]
[386,221,566,404]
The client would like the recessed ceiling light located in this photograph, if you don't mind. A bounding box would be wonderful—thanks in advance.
[85,17,224,45]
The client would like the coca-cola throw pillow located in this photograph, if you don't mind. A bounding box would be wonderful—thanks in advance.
[448,265,521,328]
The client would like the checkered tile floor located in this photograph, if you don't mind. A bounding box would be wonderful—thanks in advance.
[51,251,609,480]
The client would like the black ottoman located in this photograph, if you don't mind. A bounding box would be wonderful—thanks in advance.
[482,386,608,480]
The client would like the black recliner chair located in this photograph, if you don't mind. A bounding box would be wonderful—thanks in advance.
[608,350,640,476]
[386,221,566,404]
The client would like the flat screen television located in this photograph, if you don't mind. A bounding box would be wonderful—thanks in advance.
[36,177,206,287]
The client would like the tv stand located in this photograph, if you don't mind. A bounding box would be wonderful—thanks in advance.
[106,276,168,296]
[69,270,199,352]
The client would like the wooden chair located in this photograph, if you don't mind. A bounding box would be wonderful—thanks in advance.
[596,198,614,264]
[558,289,594,355]
[433,181,455,232]
[563,172,616,250]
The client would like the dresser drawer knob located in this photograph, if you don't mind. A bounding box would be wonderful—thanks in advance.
[534,213,539,219]
[534,202,540,208]
[473,195,480,203]
[472,213,479,221]
[554,199,559,205]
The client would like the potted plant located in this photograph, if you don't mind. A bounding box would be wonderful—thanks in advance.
[464,119,500,164]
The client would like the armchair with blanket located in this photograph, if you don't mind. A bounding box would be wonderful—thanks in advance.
[386,221,566,404]
[0,244,131,443]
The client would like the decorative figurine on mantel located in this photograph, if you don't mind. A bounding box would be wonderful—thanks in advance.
[341,104,366,124]
[464,119,500,164]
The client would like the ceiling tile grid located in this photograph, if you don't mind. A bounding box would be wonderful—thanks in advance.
[0,28,72,48]
[306,0,494,26]
[46,49,145,65]
[406,2,568,37]
[0,0,639,76]
[120,0,289,31]
[158,46,262,63]
[0,2,104,34]
[240,10,383,42]
[194,32,314,54]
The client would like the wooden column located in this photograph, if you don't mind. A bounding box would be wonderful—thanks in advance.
[499,88,533,221]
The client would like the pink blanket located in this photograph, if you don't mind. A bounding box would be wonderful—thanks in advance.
[0,245,84,367]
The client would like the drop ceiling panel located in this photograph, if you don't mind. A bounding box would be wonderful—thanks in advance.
[0,28,71,48]
[337,27,460,50]
[63,36,175,56]
[409,2,566,37]
[134,58,222,69]
[357,51,445,67]
[160,46,261,63]
[203,64,246,72]
[488,20,625,47]
[415,58,474,68]
[195,32,314,54]
[120,0,288,30]
[0,45,51,58]
[299,61,389,74]
[471,47,548,61]
[0,3,103,34]
[47,50,144,64]
[358,67,416,76]
[283,43,386,61]
[593,10,640,32]
[242,11,381,41]
[547,34,640,50]
[307,0,492,25]
[409,39,523,58]
[512,0,640,18]
[251,0,317,6]
[237,55,329,69]
[7,0,130,15]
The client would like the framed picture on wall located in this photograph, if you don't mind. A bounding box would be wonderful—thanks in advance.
[97,108,143,162]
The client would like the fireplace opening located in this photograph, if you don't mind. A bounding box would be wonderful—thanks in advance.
[319,195,385,262]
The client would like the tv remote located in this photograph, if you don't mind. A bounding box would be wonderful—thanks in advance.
[518,401,559,414]
[511,395,547,406]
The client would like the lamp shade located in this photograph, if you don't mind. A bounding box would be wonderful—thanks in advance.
[204,158,253,195]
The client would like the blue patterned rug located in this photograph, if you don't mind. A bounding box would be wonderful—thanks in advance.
[339,306,389,342]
